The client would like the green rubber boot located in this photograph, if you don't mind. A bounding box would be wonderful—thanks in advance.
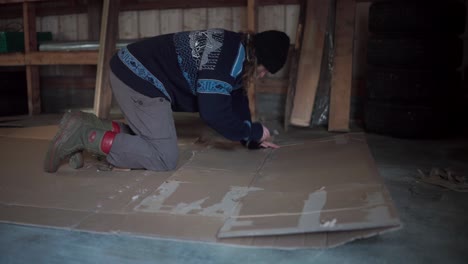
[60,111,130,169]
[43,111,116,173]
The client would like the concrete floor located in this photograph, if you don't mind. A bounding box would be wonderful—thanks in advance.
[1,117,468,264]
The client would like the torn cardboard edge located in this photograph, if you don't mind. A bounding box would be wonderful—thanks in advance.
[0,203,402,250]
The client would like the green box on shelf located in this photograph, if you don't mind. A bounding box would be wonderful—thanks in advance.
[0,32,52,53]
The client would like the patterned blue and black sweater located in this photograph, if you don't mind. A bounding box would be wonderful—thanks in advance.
[110,29,263,143]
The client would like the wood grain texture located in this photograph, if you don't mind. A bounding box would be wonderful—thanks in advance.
[23,1,41,115]
[183,8,207,31]
[284,0,305,130]
[26,51,98,65]
[160,9,183,34]
[0,53,25,65]
[247,0,258,121]
[94,0,120,118]
[290,0,329,127]
[207,7,232,30]
[232,7,247,32]
[119,11,138,39]
[138,9,160,38]
[328,0,355,132]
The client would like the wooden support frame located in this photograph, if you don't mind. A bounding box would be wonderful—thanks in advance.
[328,0,356,132]
[23,1,41,115]
[93,0,120,118]
[289,0,329,127]
[0,51,99,66]
[0,53,25,65]
[27,51,99,65]
[247,0,258,121]
[284,0,306,130]
[0,0,358,124]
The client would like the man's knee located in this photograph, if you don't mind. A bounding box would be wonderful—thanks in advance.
[163,150,179,170]
[149,143,178,171]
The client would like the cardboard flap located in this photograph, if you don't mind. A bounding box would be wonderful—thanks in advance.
[218,134,400,238]
[218,185,400,238]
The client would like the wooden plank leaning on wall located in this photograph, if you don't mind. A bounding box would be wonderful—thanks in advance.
[247,0,258,121]
[289,0,329,127]
[23,1,41,115]
[328,0,355,132]
[284,0,306,131]
[94,0,120,119]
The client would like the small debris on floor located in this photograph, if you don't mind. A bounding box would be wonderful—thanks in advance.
[417,168,468,192]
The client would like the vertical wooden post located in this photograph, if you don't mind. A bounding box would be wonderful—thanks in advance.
[88,0,103,41]
[247,0,257,31]
[328,0,356,132]
[247,0,257,121]
[83,0,103,77]
[284,0,306,131]
[23,2,41,115]
[289,0,329,127]
[94,0,120,118]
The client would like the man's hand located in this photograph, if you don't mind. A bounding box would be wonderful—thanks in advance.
[260,141,280,149]
[260,125,280,149]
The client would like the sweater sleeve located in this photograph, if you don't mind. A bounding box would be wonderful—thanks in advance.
[196,30,263,142]
[197,91,263,142]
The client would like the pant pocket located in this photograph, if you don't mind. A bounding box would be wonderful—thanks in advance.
[130,96,173,140]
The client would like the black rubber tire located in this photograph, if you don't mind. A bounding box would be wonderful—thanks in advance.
[367,36,463,69]
[367,68,462,101]
[369,1,466,35]
[364,100,459,138]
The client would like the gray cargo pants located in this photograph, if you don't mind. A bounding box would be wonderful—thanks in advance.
[107,71,179,171]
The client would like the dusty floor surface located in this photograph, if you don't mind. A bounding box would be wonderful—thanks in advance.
[1,113,467,264]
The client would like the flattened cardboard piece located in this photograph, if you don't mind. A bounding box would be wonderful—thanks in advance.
[0,125,58,140]
[218,134,400,238]
[0,137,173,213]
[0,127,400,249]
[0,203,91,228]
[133,146,268,216]
[78,212,225,242]
[218,187,399,238]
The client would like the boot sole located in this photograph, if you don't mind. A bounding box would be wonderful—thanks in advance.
[44,111,83,173]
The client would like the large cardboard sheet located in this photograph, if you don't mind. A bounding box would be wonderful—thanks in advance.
[0,126,400,249]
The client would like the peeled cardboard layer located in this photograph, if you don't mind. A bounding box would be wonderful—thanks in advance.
[0,126,400,249]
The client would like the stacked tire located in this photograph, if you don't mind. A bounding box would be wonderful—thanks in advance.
[365,1,466,138]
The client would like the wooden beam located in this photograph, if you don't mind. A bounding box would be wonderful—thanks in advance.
[0,0,49,3]
[0,51,99,66]
[284,0,306,130]
[41,76,96,90]
[256,78,288,94]
[247,0,258,31]
[328,0,355,132]
[289,0,329,127]
[26,51,99,65]
[38,75,286,94]
[247,0,258,121]
[23,1,41,115]
[94,0,120,118]
[0,53,25,66]
[119,0,300,11]
[87,0,103,41]
[0,0,300,19]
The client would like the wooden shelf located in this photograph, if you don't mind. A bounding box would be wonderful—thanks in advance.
[0,0,355,131]
[0,51,99,66]
[0,0,48,3]
[27,51,98,65]
[0,53,25,66]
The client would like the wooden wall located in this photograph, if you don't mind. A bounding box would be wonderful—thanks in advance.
[1,5,299,77]
[0,4,299,115]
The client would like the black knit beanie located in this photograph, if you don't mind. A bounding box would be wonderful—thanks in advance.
[253,30,290,74]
